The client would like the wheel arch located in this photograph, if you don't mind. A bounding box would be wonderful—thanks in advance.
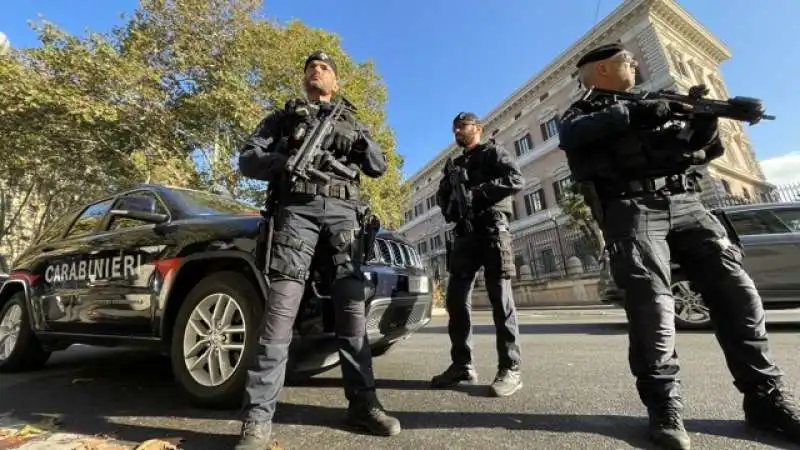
[0,280,35,328]
[159,251,269,345]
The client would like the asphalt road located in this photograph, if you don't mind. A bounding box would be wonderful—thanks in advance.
[3,308,800,450]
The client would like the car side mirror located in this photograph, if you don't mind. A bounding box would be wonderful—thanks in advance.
[110,195,169,224]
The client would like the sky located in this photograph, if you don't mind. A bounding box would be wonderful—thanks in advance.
[1,0,799,185]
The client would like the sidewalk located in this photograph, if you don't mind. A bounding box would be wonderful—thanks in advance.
[0,415,180,450]
[431,303,619,317]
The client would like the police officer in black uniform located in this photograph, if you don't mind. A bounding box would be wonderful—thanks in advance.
[559,42,800,449]
[235,51,401,449]
[430,112,525,397]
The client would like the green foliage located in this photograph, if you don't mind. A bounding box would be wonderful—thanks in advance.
[559,183,605,256]
[0,0,408,258]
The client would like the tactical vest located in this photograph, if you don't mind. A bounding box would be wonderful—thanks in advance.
[452,143,514,216]
[564,98,697,186]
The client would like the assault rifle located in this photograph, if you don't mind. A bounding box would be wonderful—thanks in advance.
[259,97,360,279]
[584,84,775,125]
[442,157,474,235]
[285,98,359,183]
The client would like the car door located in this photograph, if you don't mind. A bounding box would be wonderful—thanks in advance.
[728,207,799,298]
[37,198,116,333]
[76,189,173,337]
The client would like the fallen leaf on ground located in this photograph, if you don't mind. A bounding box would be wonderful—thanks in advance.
[134,439,180,450]
[71,437,131,450]
[0,435,36,448]
[268,440,284,450]
[15,425,45,436]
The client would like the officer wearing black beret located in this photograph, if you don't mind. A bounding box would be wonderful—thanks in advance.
[560,42,800,449]
[235,50,400,448]
[430,110,525,397]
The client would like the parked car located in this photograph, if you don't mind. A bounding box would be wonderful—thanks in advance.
[0,184,433,407]
[599,202,800,329]
[0,255,8,287]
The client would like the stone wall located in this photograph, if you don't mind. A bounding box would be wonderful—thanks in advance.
[450,255,606,308]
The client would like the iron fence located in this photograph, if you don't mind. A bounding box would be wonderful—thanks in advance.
[702,182,800,209]
[513,221,603,282]
[512,181,800,282]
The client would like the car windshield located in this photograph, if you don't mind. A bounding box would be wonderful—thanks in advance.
[170,188,259,216]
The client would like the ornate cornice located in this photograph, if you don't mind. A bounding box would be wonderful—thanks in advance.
[649,0,731,64]
[404,0,733,189]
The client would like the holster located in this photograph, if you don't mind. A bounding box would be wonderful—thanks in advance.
[354,203,380,264]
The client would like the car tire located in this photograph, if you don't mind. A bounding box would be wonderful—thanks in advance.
[672,281,712,330]
[0,293,51,373]
[170,271,264,409]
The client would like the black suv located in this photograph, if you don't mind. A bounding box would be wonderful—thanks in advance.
[0,184,432,407]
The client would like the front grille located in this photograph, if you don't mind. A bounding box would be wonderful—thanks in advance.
[373,237,421,269]
[367,301,430,334]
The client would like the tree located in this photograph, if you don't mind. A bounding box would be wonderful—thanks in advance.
[559,183,605,258]
[0,0,408,260]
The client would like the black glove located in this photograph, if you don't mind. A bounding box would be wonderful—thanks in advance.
[627,100,674,128]
[325,124,367,157]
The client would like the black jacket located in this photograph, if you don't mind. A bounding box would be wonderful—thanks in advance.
[558,94,724,185]
[436,141,524,221]
[238,100,388,183]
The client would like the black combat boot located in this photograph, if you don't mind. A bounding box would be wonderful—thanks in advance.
[647,403,691,450]
[743,381,800,443]
[489,365,523,397]
[346,393,402,436]
[430,364,479,388]
[234,421,273,450]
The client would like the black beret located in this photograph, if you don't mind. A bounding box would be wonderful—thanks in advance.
[304,51,337,74]
[576,43,625,68]
[453,111,480,124]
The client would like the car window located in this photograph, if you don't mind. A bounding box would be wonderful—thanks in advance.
[171,188,258,216]
[773,208,800,232]
[64,199,115,239]
[108,191,169,231]
[728,210,790,236]
[36,210,78,243]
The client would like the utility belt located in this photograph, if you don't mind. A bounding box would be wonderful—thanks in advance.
[290,179,360,201]
[609,173,699,199]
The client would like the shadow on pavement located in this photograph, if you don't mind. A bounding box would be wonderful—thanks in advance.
[418,322,629,335]
[272,403,799,450]
[418,321,800,336]
[2,348,799,450]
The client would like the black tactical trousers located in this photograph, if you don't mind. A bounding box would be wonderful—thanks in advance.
[601,192,783,409]
[240,194,375,424]
[445,212,521,370]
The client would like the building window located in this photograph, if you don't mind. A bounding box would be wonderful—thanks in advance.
[404,210,412,222]
[511,199,518,220]
[430,235,443,251]
[514,133,533,158]
[524,188,546,216]
[426,195,436,210]
[540,117,559,141]
[688,61,704,84]
[668,49,689,78]
[552,175,574,204]
[514,112,522,120]
[414,202,424,216]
